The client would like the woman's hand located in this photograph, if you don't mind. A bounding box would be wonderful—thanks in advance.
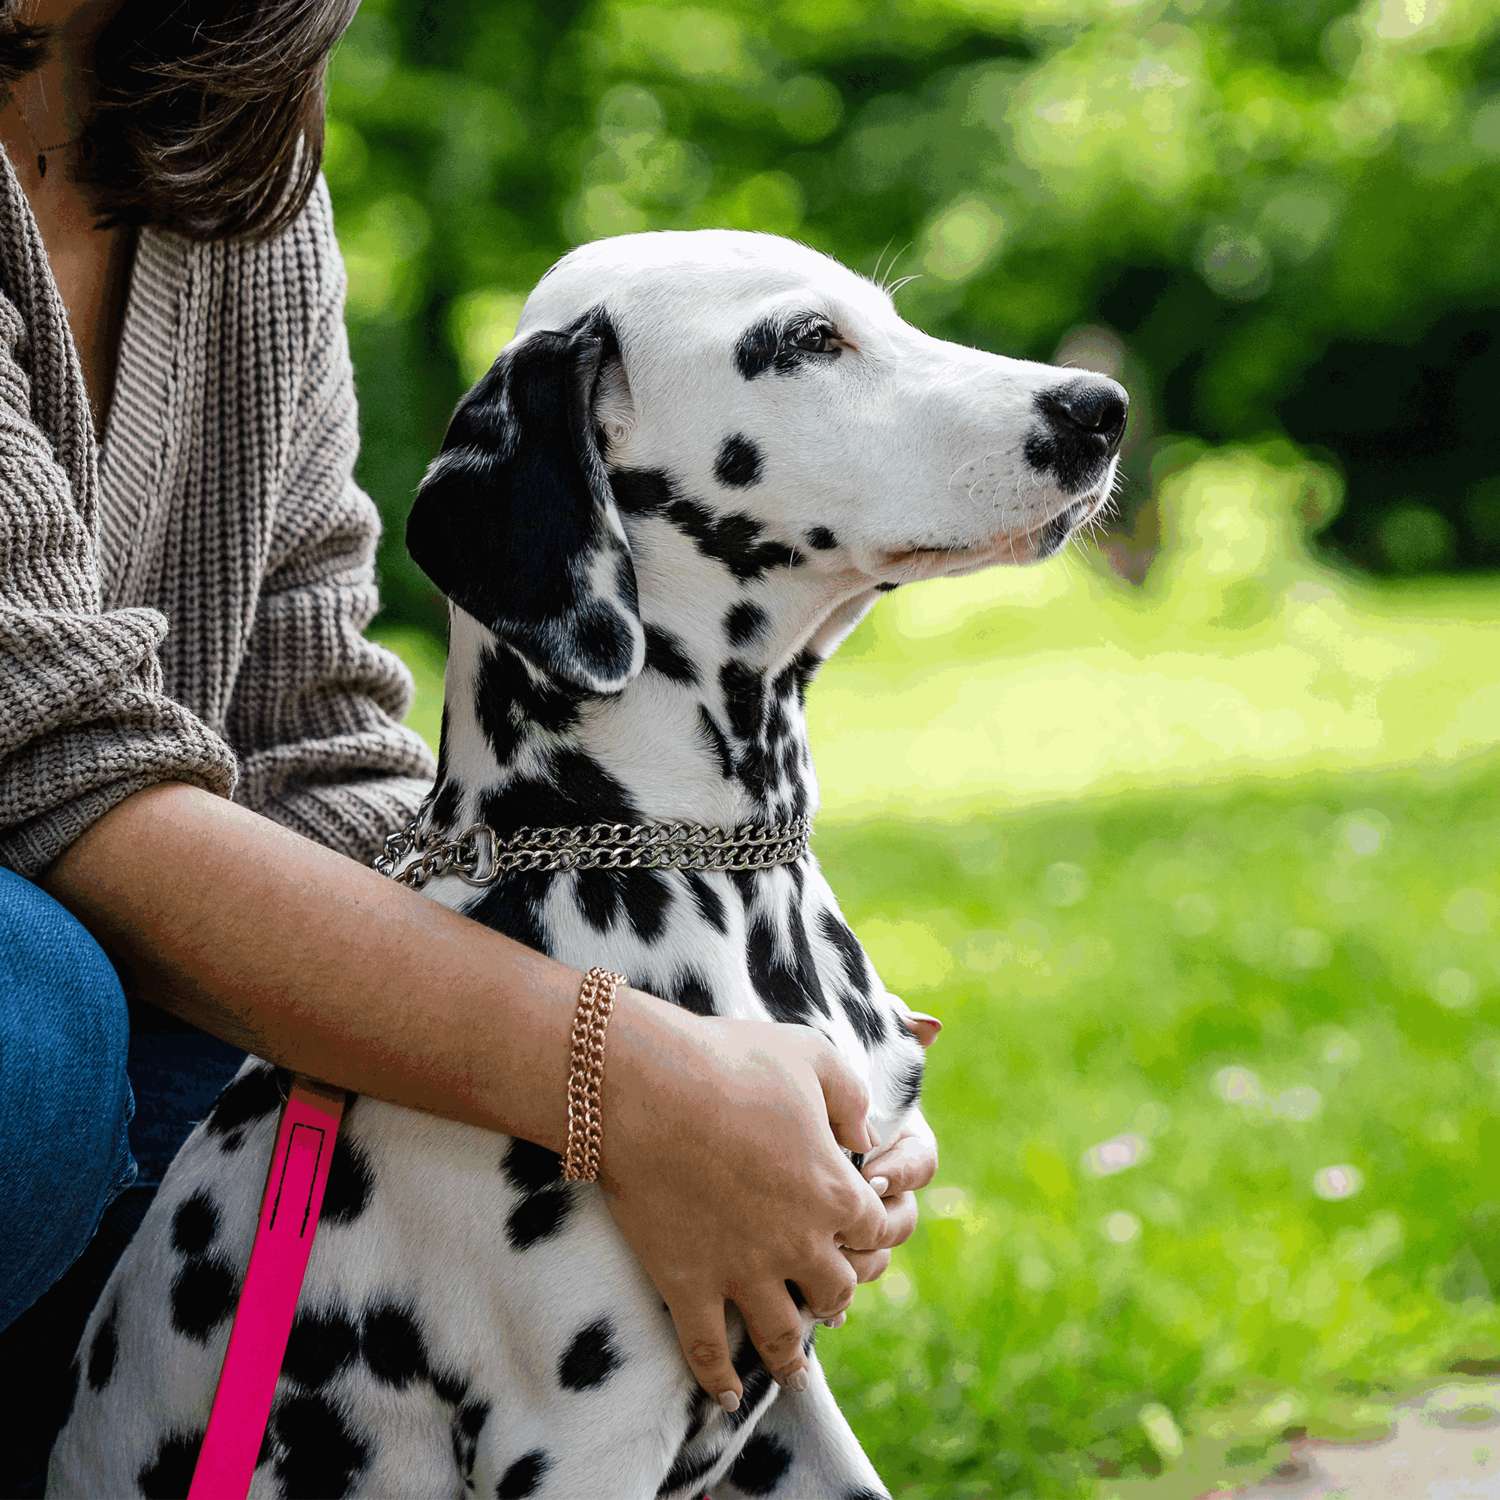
[598,992,886,1408]
[839,1109,939,1292]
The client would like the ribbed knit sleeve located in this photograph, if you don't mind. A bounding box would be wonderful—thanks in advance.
[0,158,235,878]
[223,184,434,863]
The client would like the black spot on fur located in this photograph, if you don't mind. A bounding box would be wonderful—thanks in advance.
[666,496,800,581]
[818,909,873,999]
[732,315,839,382]
[644,623,698,684]
[321,1130,374,1226]
[273,1391,369,1499]
[840,990,888,1048]
[576,866,623,933]
[468,871,553,956]
[747,917,821,1025]
[840,1490,889,1500]
[719,661,765,741]
[734,317,782,380]
[205,1063,279,1138]
[87,1302,118,1391]
[656,1444,723,1497]
[725,601,768,648]
[137,1431,204,1499]
[611,466,674,516]
[575,866,672,943]
[728,1432,795,1494]
[430,773,461,834]
[558,1317,622,1390]
[685,872,727,932]
[894,1056,926,1112]
[496,1448,552,1498]
[806,526,838,550]
[696,705,734,779]
[482,750,640,832]
[728,1337,776,1429]
[450,1397,490,1479]
[715,433,763,488]
[785,906,829,1017]
[875,581,899,593]
[171,1191,219,1257]
[504,1137,564,1194]
[282,1308,360,1390]
[574,599,638,682]
[475,640,582,765]
[361,1303,430,1388]
[729,868,758,907]
[434,1368,470,1407]
[507,1187,573,1251]
[170,1255,237,1342]
[669,970,718,1016]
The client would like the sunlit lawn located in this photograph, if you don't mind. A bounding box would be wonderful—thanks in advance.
[816,763,1499,1497]
[371,445,1499,1496]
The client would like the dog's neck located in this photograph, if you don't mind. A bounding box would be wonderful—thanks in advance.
[426,543,878,841]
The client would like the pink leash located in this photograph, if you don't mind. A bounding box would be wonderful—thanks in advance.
[187,1075,346,1500]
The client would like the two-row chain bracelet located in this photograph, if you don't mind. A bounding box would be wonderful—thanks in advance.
[563,967,629,1183]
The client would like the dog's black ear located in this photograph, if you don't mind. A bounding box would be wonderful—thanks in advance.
[407,308,644,694]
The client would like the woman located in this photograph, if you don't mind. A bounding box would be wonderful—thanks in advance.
[0,0,937,1490]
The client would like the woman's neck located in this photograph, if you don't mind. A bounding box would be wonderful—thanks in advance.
[0,0,132,431]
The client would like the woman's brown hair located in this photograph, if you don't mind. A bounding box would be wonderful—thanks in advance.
[0,0,359,242]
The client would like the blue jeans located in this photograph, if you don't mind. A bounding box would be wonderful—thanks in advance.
[0,866,247,1495]
[0,865,246,1325]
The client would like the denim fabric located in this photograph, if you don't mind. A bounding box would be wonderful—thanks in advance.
[0,867,137,1332]
[125,996,247,1184]
[0,868,247,1331]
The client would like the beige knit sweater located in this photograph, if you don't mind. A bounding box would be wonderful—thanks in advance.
[0,152,435,879]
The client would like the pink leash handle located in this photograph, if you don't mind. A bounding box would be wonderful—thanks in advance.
[188,1075,347,1500]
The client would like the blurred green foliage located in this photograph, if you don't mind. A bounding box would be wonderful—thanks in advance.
[814,764,1500,1496]
[333,6,1500,1493]
[326,0,1500,637]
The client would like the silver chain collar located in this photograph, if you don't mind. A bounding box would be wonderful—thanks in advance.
[372,814,812,890]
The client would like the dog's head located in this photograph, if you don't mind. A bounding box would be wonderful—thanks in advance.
[409,229,1126,692]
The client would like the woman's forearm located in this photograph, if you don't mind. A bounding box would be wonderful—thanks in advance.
[40,780,597,1154]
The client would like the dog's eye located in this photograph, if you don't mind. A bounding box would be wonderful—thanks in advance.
[788,323,839,355]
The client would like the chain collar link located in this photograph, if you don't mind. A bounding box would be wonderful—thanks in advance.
[372,813,812,890]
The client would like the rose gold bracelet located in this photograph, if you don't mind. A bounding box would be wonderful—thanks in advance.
[562,967,628,1183]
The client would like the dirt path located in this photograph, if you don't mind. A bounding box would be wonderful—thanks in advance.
[1227,1382,1499,1499]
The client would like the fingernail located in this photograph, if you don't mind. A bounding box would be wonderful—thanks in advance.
[784,1368,810,1393]
[822,1311,847,1329]
[868,1175,890,1198]
[716,1389,740,1413]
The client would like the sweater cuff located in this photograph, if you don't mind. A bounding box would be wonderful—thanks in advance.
[254,773,433,868]
[0,715,237,878]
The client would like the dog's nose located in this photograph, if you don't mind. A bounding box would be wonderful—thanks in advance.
[1042,378,1129,453]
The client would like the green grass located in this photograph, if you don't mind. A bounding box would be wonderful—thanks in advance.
[813,757,1500,1498]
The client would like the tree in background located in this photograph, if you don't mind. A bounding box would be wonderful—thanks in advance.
[326,0,1500,639]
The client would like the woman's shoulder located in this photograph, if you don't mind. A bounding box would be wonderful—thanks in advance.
[137,175,345,356]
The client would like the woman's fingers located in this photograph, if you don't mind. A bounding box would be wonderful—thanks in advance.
[843,1188,920,1263]
[860,1109,939,1201]
[843,1246,892,1283]
[798,1254,858,1323]
[810,1037,874,1155]
[664,1293,743,1407]
[736,1283,813,1387]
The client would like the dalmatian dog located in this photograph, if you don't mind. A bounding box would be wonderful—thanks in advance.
[49,229,1126,1499]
